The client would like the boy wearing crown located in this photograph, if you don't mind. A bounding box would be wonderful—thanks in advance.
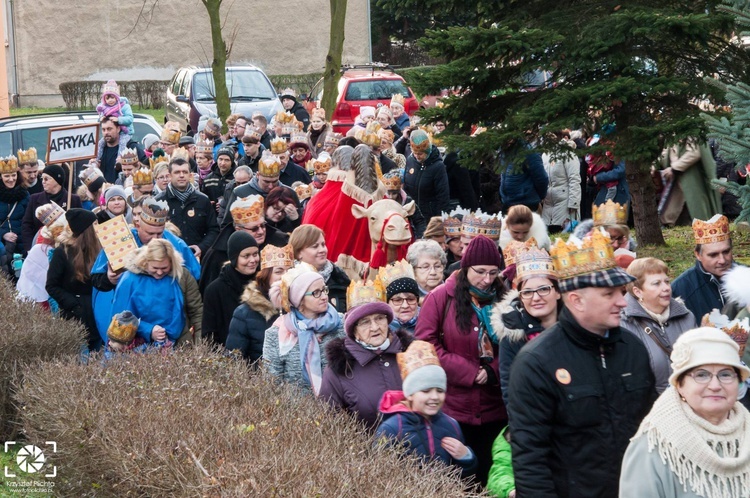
[279,88,310,131]
[507,229,656,497]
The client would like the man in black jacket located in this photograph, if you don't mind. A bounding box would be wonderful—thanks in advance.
[508,235,656,498]
[155,156,218,259]
[203,148,236,205]
[402,129,450,221]
[279,88,310,131]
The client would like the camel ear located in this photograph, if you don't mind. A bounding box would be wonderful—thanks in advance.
[351,204,369,219]
[402,200,416,216]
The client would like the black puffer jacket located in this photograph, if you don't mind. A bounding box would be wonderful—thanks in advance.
[325,264,350,313]
[155,187,219,253]
[402,146,450,220]
[226,282,279,364]
[508,306,656,498]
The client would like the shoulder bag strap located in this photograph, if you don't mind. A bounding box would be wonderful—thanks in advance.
[633,317,672,356]
[1,202,18,229]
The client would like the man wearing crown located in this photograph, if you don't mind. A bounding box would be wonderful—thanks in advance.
[17,148,42,195]
[508,229,656,497]
[280,88,310,131]
[98,116,146,183]
[672,215,736,324]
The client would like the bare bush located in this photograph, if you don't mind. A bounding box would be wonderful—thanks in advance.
[59,81,168,110]
[16,343,485,497]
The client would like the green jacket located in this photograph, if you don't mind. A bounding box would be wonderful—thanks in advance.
[662,140,722,220]
[487,426,515,498]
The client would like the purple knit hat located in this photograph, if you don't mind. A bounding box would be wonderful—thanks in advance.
[461,235,503,268]
[344,302,394,338]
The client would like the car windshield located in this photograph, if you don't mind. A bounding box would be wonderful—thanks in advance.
[344,80,410,101]
[192,70,276,101]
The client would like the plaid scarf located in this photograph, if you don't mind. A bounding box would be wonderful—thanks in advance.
[167,182,195,204]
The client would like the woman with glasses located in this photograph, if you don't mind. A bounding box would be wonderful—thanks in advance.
[153,163,170,195]
[415,235,508,485]
[263,264,345,395]
[620,257,694,393]
[620,327,750,498]
[491,247,561,409]
[406,239,447,298]
[264,186,301,234]
[387,274,421,335]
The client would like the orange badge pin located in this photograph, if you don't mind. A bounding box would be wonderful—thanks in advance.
[409,168,414,174]
[187,209,195,217]
[555,368,571,385]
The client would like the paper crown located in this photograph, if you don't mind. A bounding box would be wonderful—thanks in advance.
[593,199,628,226]
[230,195,264,226]
[170,147,190,162]
[324,133,342,147]
[515,246,558,284]
[442,207,470,239]
[692,214,730,245]
[306,152,332,175]
[550,228,616,280]
[275,110,296,124]
[149,153,169,170]
[378,129,395,144]
[390,93,405,107]
[289,132,309,149]
[346,279,386,311]
[311,107,326,121]
[409,131,432,154]
[382,171,402,191]
[101,80,120,96]
[258,150,282,177]
[195,140,214,154]
[242,127,262,142]
[17,147,37,165]
[260,244,295,271]
[503,237,538,266]
[79,165,103,188]
[270,137,289,155]
[295,183,314,201]
[461,209,503,240]
[107,312,139,344]
[204,118,222,137]
[160,128,181,145]
[280,263,318,313]
[365,122,384,148]
[701,309,750,357]
[280,88,297,99]
[376,259,416,289]
[397,340,441,382]
[0,155,18,174]
[119,148,140,165]
[140,199,169,226]
[132,167,154,186]
[35,201,64,227]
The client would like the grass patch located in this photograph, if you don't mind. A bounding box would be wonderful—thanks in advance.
[9,106,165,123]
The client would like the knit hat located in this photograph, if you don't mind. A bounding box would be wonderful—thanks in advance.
[227,231,258,268]
[344,302,394,339]
[386,277,420,301]
[360,106,376,119]
[397,340,447,397]
[423,216,444,240]
[65,208,97,237]
[288,270,325,310]
[101,80,120,99]
[179,136,195,146]
[43,164,66,187]
[142,134,159,150]
[461,235,503,269]
[105,185,127,203]
[107,310,140,344]
[668,327,750,387]
[216,147,235,164]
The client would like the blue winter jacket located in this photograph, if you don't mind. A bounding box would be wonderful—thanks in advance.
[499,147,548,209]
[593,160,630,206]
[0,189,30,253]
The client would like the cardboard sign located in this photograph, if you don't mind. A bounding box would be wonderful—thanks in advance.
[46,123,99,163]
[93,215,138,271]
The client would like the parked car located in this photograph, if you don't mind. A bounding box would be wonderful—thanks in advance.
[304,64,420,134]
[165,65,284,136]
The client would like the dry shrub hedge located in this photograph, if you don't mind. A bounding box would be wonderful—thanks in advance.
[0,279,85,439]
[17,344,485,497]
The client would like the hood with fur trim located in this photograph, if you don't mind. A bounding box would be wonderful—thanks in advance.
[490,289,546,344]
[240,282,277,321]
[499,212,551,250]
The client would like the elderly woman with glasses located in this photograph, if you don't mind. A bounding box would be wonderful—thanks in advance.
[406,239,447,298]
[620,327,750,498]
[386,272,421,335]
[415,235,508,485]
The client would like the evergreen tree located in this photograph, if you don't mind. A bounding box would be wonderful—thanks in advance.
[382,0,750,244]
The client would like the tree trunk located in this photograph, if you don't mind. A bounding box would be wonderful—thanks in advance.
[321,0,347,121]
[625,159,665,246]
[203,0,231,131]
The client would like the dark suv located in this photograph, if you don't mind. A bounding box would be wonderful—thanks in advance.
[165,65,283,135]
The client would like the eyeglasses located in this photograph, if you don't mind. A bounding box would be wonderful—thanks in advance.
[470,267,499,278]
[247,222,266,233]
[304,286,329,299]
[270,204,286,213]
[688,369,738,384]
[416,263,444,273]
[519,285,554,300]
[356,314,389,328]
[390,296,418,306]
[156,175,169,181]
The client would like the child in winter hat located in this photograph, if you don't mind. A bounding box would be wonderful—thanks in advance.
[106,310,146,355]
[96,79,135,149]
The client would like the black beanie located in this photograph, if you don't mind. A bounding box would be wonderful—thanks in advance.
[44,164,66,187]
[88,176,105,194]
[227,231,258,267]
[65,208,97,237]
[387,277,420,301]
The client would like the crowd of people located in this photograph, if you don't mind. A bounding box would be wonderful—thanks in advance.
[1,79,749,496]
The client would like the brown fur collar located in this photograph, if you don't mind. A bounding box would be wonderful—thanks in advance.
[240,282,277,321]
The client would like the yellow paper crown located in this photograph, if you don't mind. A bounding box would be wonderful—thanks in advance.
[503,237,538,266]
[230,195,264,226]
[378,128,395,144]
[306,152,332,175]
[701,309,750,357]
[170,147,191,162]
[35,201,65,227]
[592,199,628,226]
[295,183,314,201]
[0,155,18,174]
[140,199,169,226]
[260,244,295,271]
[346,279,387,310]
[275,110,294,124]
[692,214,730,245]
[397,340,441,382]
[550,228,616,280]
[270,137,288,155]
[17,147,37,165]
[376,259,416,288]
[119,148,140,165]
[258,150,281,177]
[195,140,214,154]
[160,128,181,145]
[132,167,154,186]
[390,93,405,107]
[442,207,469,239]
[461,210,503,240]
[360,121,382,148]
[107,314,139,344]
[149,153,169,171]
[515,246,558,284]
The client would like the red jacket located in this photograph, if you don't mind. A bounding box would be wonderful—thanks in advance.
[415,272,507,426]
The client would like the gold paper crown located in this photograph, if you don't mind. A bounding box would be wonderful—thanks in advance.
[295,183,314,201]
[397,340,441,382]
[592,199,628,226]
[376,259,416,288]
[0,155,18,174]
[280,263,318,313]
[550,228,616,280]
[409,132,432,154]
[258,151,281,177]
[230,195,264,226]
[324,133,342,147]
[442,207,469,239]
[503,237,538,266]
[515,246,557,284]
[17,148,37,165]
[260,244,295,271]
[107,314,139,344]
[160,128,181,145]
[461,210,503,240]
[195,140,214,154]
[132,167,154,186]
[102,80,120,96]
[149,153,169,170]
[311,107,326,121]
[390,93,405,107]
[119,148,139,165]
[360,122,382,148]
[306,153,332,175]
[79,166,103,187]
[170,147,191,162]
[346,279,386,310]
[275,110,296,124]
[382,172,402,191]
[140,199,169,226]
[378,129,395,144]
[270,137,288,155]
[692,214,730,245]
[35,201,65,227]
[701,309,750,357]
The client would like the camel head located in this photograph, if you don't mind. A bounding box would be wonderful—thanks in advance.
[352,199,415,248]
